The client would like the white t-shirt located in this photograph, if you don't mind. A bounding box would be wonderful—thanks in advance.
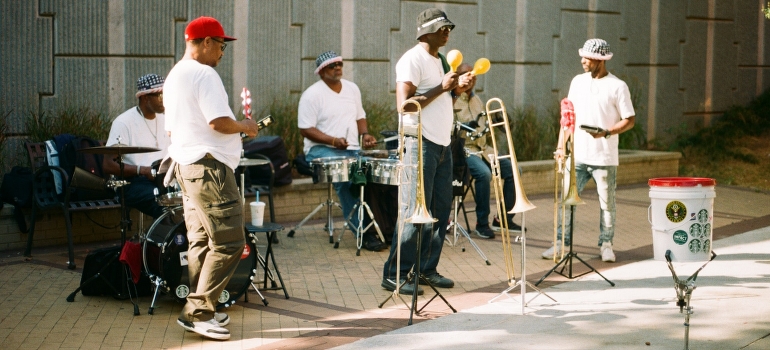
[395,44,453,146]
[106,107,170,166]
[163,59,242,170]
[568,72,635,166]
[297,79,366,154]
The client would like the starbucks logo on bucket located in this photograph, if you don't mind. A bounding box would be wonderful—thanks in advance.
[665,200,686,223]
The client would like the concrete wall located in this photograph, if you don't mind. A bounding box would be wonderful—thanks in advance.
[2,0,770,157]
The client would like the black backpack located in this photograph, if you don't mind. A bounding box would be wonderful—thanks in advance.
[0,166,34,232]
[58,136,112,200]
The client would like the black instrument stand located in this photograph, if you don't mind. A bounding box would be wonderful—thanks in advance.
[378,223,457,325]
[446,194,490,265]
[535,205,615,287]
[340,183,385,255]
[287,182,343,243]
[66,152,140,315]
[665,249,717,350]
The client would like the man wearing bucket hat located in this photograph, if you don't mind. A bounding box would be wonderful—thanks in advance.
[381,8,474,295]
[163,16,259,340]
[103,73,171,220]
[542,38,635,263]
[297,50,385,252]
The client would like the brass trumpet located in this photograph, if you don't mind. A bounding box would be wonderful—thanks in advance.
[484,97,536,284]
[553,121,584,262]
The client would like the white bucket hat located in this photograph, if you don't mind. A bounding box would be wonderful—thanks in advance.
[578,38,613,60]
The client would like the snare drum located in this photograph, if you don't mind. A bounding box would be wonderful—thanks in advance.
[311,156,355,183]
[143,212,256,307]
[368,158,402,186]
[156,191,183,207]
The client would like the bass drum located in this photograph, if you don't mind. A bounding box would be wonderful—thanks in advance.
[143,212,256,308]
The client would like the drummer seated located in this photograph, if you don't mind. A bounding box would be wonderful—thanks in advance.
[102,73,172,220]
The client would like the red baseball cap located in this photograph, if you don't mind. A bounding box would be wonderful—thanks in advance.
[184,16,236,41]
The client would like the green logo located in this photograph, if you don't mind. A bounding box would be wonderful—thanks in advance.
[672,230,688,245]
[666,201,687,223]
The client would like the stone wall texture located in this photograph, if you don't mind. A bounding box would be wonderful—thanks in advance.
[2,0,770,149]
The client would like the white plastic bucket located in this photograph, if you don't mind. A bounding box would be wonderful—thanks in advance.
[648,177,716,262]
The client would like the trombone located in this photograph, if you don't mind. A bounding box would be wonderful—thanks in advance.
[484,97,536,285]
[553,108,584,263]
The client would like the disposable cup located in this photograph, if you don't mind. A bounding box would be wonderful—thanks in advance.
[250,201,266,226]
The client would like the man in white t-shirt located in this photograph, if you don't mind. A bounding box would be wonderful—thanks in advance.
[163,16,259,340]
[297,51,385,251]
[103,73,171,220]
[381,8,473,295]
[542,38,635,263]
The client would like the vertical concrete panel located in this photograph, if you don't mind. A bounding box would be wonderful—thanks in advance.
[124,0,186,56]
[249,0,302,107]
[42,0,109,55]
[681,20,708,113]
[352,0,400,60]
[655,1,687,65]
[734,0,770,101]
[687,0,733,19]
[623,0,652,64]
[41,58,110,113]
[0,0,53,133]
[711,21,737,112]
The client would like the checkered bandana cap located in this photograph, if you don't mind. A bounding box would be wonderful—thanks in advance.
[578,38,613,60]
[314,51,343,75]
[135,74,164,98]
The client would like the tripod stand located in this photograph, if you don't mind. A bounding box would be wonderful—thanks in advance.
[665,249,717,350]
[535,205,615,287]
[338,182,386,255]
[287,181,343,243]
[378,223,457,325]
[446,193,490,265]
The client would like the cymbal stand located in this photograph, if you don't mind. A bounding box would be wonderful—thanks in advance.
[287,181,343,243]
[665,250,716,350]
[535,205,615,287]
[489,212,555,313]
[446,194,490,265]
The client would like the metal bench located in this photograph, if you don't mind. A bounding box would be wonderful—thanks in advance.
[23,142,120,270]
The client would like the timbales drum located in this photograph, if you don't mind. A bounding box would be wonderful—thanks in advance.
[367,158,402,186]
[310,156,355,183]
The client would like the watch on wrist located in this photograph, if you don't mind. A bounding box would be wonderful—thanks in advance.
[604,130,611,139]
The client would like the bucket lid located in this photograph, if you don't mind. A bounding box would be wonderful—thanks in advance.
[648,177,716,187]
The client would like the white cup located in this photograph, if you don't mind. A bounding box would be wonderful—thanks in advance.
[250,201,266,226]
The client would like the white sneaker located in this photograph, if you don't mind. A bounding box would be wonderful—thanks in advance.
[214,312,230,327]
[601,242,616,262]
[541,241,563,259]
[177,318,230,340]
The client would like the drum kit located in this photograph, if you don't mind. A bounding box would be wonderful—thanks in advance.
[287,149,400,252]
[70,142,270,314]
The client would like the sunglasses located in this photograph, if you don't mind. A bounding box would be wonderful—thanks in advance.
[326,62,343,70]
[211,37,227,51]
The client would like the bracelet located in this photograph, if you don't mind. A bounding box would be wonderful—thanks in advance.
[136,165,141,176]
[331,137,336,147]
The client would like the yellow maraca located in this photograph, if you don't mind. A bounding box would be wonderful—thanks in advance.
[446,49,463,72]
[471,58,491,75]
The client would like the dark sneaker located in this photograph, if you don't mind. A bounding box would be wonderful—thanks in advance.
[491,215,525,232]
[381,278,423,295]
[474,225,495,239]
[419,273,454,288]
[363,234,388,251]
[177,318,230,340]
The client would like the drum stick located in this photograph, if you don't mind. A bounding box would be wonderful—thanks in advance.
[375,135,399,144]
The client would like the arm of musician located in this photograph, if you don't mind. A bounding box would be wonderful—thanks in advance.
[356,119,377,149]
[300,127,348,150]
[590,116,635,139]
[396,73,458,112]
[209,116,259,137]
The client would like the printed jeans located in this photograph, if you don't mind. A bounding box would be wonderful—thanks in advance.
[557,163,617,246]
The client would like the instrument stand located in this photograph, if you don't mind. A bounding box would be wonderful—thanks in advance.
[665,250,716,350]
[66,154,140,315]
[338,184,386,255]
[535,205,615,287]
[489,213,555,313]
[378,223,457,325]
[287,182,343,243]
[446,195,490,265]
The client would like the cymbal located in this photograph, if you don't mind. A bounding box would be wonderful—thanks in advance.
[78,143,161,155]
[239,158,270,167]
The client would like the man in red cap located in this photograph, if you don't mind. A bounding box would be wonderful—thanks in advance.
[163,16,259,340]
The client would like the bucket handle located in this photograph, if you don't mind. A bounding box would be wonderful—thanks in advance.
[647,205,652,225]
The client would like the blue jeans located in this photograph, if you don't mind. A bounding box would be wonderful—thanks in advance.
[383,138,453,279]
[556,163,617,246]
[306,146,359,233]
[121,177,165,219]
[465,155,514,227]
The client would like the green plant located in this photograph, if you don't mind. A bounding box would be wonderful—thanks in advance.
[254,96,302,161]
[24,107,112,142]
[507,105,559,161]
